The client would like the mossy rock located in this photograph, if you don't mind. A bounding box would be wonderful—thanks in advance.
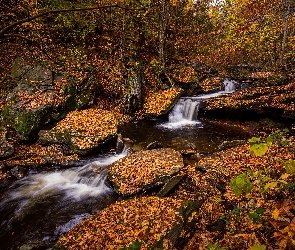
[54,196,199,250]
[2,62,54,140]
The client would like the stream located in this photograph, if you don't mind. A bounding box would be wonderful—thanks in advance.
[0,79,250,250]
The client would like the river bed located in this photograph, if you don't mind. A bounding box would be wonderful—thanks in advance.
[0,80,251,249]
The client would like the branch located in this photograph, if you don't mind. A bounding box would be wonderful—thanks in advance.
[0,3,154,38]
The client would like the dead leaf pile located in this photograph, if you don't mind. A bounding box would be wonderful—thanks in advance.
[2,143,79,168]
[55,196,183,250]
[171,136,295,249]
[109,148,184,196]
[16,90,53,110]
[199,77,223,93]
[143,88,182,116]
[40,108,118,152]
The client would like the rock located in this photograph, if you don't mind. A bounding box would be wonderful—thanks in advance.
[143,88,183,116]
[146,141,163,150]
[51,73,96,121]
[115,133,124,154]
[39,108,118,155]
[157,174,184,197]
[203,80,295,121]
[218,140,247,151]
[6,166,28,180]
[2,59,54,140]
[54,196,199,250]
[0,128,15,158]
[108,148,184,196]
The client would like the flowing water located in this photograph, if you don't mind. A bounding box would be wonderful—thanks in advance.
[0,153,126,249]
[0,79,250,249]
[161,78,237,128]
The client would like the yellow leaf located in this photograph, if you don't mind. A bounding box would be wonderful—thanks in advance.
[272,208,280,220]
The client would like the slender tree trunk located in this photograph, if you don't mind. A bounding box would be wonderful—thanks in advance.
[279,0,291,67]
[159,0,167,71]
[158,0,173,86]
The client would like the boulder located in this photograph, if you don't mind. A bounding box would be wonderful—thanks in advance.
[39,108,118,155]
[108,148,184,196]
[2,59,54,140]
[51,73,96,121]
[54,196,199,250]
[143,88,183,116]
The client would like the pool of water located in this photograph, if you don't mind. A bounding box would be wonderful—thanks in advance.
[119,117,250,154]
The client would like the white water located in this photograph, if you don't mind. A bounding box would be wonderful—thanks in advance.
[1,152,126,216]
[161,79,237,128]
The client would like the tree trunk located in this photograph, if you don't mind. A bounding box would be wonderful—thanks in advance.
[279,0,291,68]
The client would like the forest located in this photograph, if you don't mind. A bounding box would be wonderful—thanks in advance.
[0,0,295,249]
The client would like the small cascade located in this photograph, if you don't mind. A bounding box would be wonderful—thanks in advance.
[162,79,238,128]
[0,152,126,248]
[224,78,237,93]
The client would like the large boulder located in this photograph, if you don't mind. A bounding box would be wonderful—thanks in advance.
[143,88,183,116]
[2,60,54,140]
[54,196,198,250]
[39,108,118,155]
[51,73,96,121]
[108,148,184,196]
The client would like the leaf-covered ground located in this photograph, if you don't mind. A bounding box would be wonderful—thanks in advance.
[175,136,295,249]
[54,118,295,250]
[55,196,186,250]
[205,80,295,119]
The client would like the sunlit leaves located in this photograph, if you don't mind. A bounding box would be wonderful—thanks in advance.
[230,173,253,196]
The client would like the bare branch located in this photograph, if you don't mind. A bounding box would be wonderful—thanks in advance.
[0,3,155,38]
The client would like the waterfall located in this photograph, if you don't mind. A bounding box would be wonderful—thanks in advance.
[162,79,238,128]
[224,78,237,93]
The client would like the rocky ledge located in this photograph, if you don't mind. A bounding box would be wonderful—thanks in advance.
[108,148,184,196]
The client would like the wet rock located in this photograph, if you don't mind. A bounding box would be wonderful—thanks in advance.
[218,140,247,151]
[204,80,295,121]
[54,196,199,250]
[122,137,134,155]
[7,166,28,180]
[146,141,163,150]
[115,133,124,154]
[108,148,184,196]
[39,108,118,155]
[157,174,184,197]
